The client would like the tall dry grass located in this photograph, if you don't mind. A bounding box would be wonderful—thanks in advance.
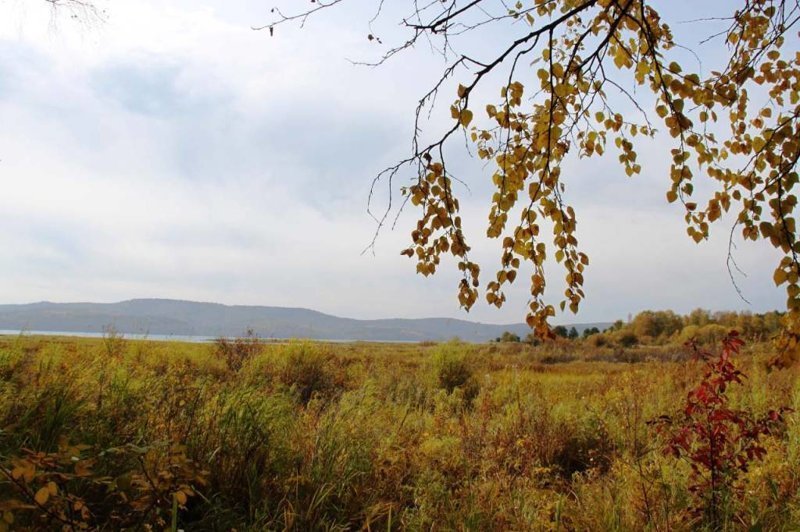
[0,335,795,530]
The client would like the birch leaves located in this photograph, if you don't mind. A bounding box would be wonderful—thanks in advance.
[398,0,800,336]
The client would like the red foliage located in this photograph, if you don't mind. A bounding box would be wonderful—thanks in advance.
[653,332,792,528]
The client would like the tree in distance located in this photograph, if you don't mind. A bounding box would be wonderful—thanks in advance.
[495,331,522,342]
[582,326,601,338]
[264,1,800,361]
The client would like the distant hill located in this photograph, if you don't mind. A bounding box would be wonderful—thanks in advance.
[0,299,610,343]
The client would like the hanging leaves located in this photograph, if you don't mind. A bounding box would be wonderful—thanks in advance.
[389,0,800,339]
[264,0,800,343]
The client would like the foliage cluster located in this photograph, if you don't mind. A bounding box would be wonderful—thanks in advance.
[498,308,786,351]
[653,332,792,529]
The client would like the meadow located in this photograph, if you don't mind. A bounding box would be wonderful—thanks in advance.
[0,330,797,531]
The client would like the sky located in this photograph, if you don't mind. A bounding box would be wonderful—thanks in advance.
[0,0,787,324]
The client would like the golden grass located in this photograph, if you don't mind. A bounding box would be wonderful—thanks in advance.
[0,334,796,530]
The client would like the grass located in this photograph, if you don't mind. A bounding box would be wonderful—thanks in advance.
[0,334,796,530]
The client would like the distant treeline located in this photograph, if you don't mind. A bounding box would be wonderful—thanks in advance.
[495,309,785,347]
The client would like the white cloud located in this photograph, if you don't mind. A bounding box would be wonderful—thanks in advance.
[0,0,787,324]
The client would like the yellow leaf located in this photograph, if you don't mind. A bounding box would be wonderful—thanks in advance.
[554,84,568,98]
[175,491,188,506]
[34,487,49,506]
[613,48,626,69]
[459,109,474,128]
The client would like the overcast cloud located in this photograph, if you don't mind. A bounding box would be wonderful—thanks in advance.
[0,0,786,324]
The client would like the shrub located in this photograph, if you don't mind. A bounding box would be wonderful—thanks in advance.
[617,332,638,348]
[652,332,792,529]
[430,343,479,403]
[213,328,262,372]
[582,327,601,338]
[495,331,521,343]
[679,323,728,345]
[587,333,609,348]
[678,324,701,343]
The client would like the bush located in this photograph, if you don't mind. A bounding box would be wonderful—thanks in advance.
[617,332,638,348]
[689,323,729,345]
[431,342,480,404]
[587,333,609,348]
[213,328,262,372]
[495,331,521,343]
[652,332,792,529]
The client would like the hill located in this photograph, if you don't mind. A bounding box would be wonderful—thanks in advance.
[0,299,609,342]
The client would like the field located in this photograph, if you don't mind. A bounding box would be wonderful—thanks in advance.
[0,333,797,530]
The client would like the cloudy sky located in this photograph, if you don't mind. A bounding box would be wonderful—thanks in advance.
[0,0,786,324]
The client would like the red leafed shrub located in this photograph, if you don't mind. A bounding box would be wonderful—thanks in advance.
[652,332,792,529]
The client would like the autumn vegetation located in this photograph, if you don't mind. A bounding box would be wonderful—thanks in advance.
[496,308,787,348]
[2,1,799,530]
[0,310,796,530]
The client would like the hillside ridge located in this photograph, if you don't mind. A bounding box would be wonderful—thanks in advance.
[0,298,610,342]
